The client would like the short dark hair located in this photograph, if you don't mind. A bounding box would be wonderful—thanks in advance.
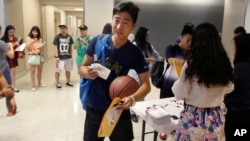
[234,26,246,35]
[181,25,194,36]
[113,1,140,24]
[185,22,195,29]
[233,34,250,64]
[79,25,88,30]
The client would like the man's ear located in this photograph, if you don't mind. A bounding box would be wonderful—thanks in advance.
[131,23,137,31]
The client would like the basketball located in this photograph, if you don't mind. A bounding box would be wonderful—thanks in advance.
[109,75,139,99]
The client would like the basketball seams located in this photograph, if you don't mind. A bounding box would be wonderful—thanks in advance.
[116,79,134,98]
[109,76,139,99]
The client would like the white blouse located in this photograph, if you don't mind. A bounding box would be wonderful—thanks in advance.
[172,62,234,108]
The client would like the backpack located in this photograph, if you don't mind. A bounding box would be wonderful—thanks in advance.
[151,61,169,88]
[151,44,176,88]
[79,34,110,110]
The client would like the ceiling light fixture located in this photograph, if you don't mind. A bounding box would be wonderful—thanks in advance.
[74,8,84,11]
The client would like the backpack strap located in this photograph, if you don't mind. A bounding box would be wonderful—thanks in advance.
[95,34,111,66]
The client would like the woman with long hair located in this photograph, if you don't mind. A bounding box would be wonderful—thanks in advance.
[0,25,17,116]
[102,23,112,34]
[1,25,20,92]
[172,23,234,141]
[134,27,161,71]
[224,34,250,141]
[26,26,45,91]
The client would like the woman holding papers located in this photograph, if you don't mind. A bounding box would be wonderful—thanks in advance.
[26,26,45,91]
[0,25,17,116]
[172,23,234,141]
[1,25,20,92]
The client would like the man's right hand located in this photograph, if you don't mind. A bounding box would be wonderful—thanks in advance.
[2,86,14,98]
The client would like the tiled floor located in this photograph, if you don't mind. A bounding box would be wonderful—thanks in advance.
[0,51,175,141]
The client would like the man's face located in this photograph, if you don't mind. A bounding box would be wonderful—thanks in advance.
[60,27,67,35]
[80,30,87,36]
[0,28,2,36]
[112,12,135,40]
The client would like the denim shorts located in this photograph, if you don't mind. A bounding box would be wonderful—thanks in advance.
[2,66,12,85]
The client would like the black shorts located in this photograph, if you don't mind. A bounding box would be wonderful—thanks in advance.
[83,107,134,141]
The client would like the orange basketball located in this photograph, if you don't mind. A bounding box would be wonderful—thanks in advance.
[109,75,139,99]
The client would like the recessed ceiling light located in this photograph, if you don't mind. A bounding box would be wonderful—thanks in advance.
[74,8,84,11]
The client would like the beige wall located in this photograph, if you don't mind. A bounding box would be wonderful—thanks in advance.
[4,0,26,76]
[42,6,67,59]
[22,0,41,70]
[221,0,247,61]
[4,0,42,76]
[85,0,114,36]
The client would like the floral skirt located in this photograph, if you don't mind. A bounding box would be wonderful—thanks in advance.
[175,104,224,141]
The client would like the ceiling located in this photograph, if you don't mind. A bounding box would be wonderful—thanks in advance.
[40,0,84,12]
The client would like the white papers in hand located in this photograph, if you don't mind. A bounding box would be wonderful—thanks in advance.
[37,41,46,48]
[15,43,26,51]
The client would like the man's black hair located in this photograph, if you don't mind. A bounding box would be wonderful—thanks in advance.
[234,26,246,35]
[113,1,140,24]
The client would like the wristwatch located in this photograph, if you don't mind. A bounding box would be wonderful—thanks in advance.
[130,95,136,106]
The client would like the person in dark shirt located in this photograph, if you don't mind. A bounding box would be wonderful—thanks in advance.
[224,34,250,140]
[53,24,74,89]
[80,2,151,141]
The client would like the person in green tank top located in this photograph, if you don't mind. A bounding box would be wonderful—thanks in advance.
[74,24,92,74]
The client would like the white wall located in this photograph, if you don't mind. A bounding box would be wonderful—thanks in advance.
[244,0,250,32]
[85,0,114,36]
[221,0,247,61]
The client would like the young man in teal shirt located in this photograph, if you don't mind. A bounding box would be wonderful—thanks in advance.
[74,25,92,74]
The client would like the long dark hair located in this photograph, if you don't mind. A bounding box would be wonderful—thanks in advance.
[233,34,250,64]
[102,23,112,34]
[186,22,234,87]
[1,25,15,42]
[135,27,152,56]
[28,26,42,40]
